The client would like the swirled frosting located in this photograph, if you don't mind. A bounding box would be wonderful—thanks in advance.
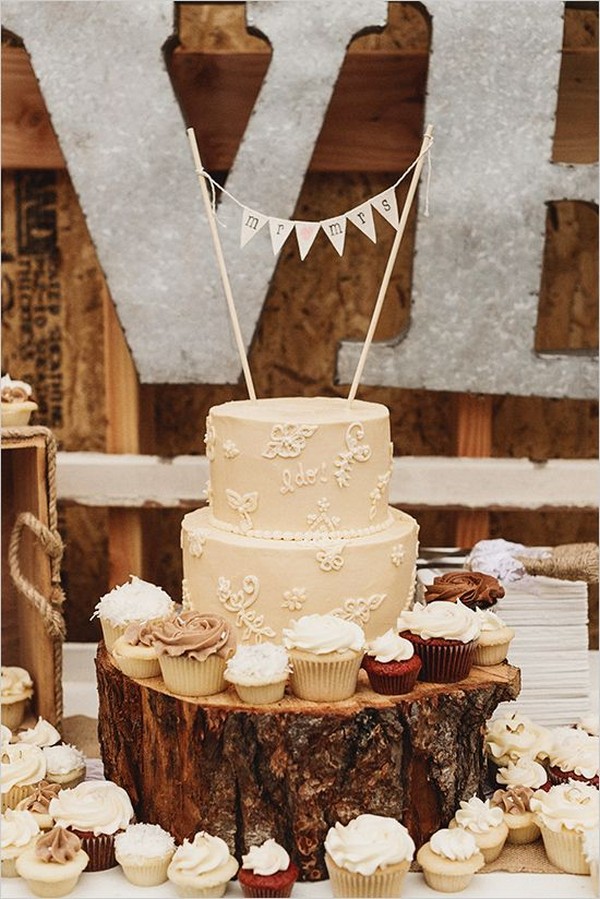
[48,780,133,836]
[366,629,415,663]
[1,666,33,700]
[35,826,81,864]
[283,614,366,655]
[530,782,599,834]
[42,744,85,776]
[122,621,156,647]
[168,831,234,877]
[1,724,12,746]
[149,612,235,662]
[1,374,33,403]
[324,814,415,876]
[424,571,504,609]
[484,711,552,764]
[491,786,534,815]
[16,780,62,814]
[474,608,511,634]
[575,715,599,738]
[429,827,479,861]
[242,838,290,875]
[17,718,61,748]
[496,756,549,789]
[546,730,599,779]
[454,796,505,833]
[91,576,175,626]
[225,643,291,686]
[1,743,46,793]
[397,601,480,643]
[1,808,39,850]
[114,822,175,859]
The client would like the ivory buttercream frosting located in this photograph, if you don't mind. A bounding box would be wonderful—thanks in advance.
[16,718,61,749]
[242,838,290,875]
[48,780,134,835]
[429,827,480,861]
[1,808,40,852]
[1,667,33,700]
[366,629,415,663]
[496,756,549,789]
[324,813,415,876]
[484,711,552,765]
[42,745,85,777]
[530,782,599,833]
[397,600,480,643]
[282,614,365,655]
[1,743,46,794]
[454,796,505,834]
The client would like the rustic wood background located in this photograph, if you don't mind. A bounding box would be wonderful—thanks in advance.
[1,2,598,644]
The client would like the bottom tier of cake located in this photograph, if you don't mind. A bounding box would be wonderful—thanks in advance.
[96,644,520,881]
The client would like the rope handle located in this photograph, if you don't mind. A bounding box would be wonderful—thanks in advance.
[8,511,67,640]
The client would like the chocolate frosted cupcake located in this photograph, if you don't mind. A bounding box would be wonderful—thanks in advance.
[490,786,541,844]
[396,601,480,683]
[16,826,89,897]
[424,570,504,609]
[150,611,235,697]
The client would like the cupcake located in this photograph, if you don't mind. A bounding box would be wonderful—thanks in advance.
[495,755,549,791]
[1,665,34,730]
[448,795,509,863]
[544,727,599,788]
[472,609,515,666]
[1,808,40,877]
[16,825,89,897]
[48,779,134,871]
[42,745,86,789]
[573,714,599,738]
[91,575,175,650]
[416,827,485,892]
[324,813,415,897]
[1,742,46,811]
[16,781,62,831]
[0,373,38,426]
[111,621,161,679]
[224,643,292,704]
[167,830,239,897]
[238,838,299,897]
[396,601,480,683]
[423,570,504,609]
[17,718,61,749]
[282,614,365,702]
[583,827,599,893]
[114,822,176,886]
[484,711,552,770]
[150,611,235,696]
[362,629,422,695]
[530,781,599,874]
[490,786,541,844]
[1,724,12,747]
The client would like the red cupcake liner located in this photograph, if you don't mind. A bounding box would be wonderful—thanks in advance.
[547,765,599,789]
[362,653,422,695]
[399,632,476,683]
[238,861,299,898]
[69,828,118,871]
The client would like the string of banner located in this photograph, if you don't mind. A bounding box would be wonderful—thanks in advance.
[195,140,434,261]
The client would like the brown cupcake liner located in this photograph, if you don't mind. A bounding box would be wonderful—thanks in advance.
[400,633,475,683]
[70,829,118,872]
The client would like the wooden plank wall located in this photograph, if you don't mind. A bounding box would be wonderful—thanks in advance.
[1,2,598,644]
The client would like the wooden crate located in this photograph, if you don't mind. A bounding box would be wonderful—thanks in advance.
[1,426,65,727]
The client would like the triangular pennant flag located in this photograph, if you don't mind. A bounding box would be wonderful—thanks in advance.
[294,221,320,260]
[320,215,347,256]
[347,202,377,243]
[371,187,399,228]
[240,207,269,247]
[268,218,295,255]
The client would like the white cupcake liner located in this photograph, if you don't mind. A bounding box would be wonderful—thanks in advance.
[116,851,173,886]
[421,869,476,893]
[1,697,30,731]
[113,653,161,680]
[1,402,37,427]
[289,651,362,702]
[505,817,540,845]
[1,782,37,812]
[45,766,86,790]
[472,640,512,666]
[539,823,590,874]
[159,654,226,697]
[325,854,410,897]
[233,679,287,705]
[100,620,127,652]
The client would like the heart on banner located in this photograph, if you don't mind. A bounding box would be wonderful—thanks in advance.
[295,221,321,260]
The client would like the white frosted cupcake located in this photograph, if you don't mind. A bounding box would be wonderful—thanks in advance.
[583,828,599,893]
[283,614,365,702]
[112,621,161,679]
[490,786,541,845]
[225,643,292,704]
[484,710,552,784]
[16,781,62,831]
[472,608,515,666]
[362,629,422,695]
[114,822,176,886]
[238,838,299,898]
[530,781,599,874]
[0,373,37,426]
[91,575,175,650]
[42,745,86,789]
[1,724,13,748]
[1,742,46,811]
[573,714,599,737]
[167,830,239,897]
[16,718,61,749]
[448,795,509,863]
[1,808,40,877]
[16,825,89,897]
[496,755,549,791]
[544,727,599,788]
[416,827,484,892]
[324,813,415,897]
[149,611,235,696]
[1,666,34,730]
[396,600,480,683]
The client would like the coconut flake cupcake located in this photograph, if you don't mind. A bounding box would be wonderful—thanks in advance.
[224,643,292,704]
[1,742,46,811]
[42,745,86,790]
[324,813,415,897]
[238,838,299,898]
[362,629,422,695]
[167,830,239,897]
[114,822,176,886]
[0,373,38,426]
[416,827,484,892]
[544,727,599,788]
[16,718,61,749]
[490,786,541,844]
[1,808,40,877]
[16,781,62,831]
[48,779,134,871]
[149,611,235,696]
[111,621,161,679]
[1,666,34,730]
[472,608,515,666]
[91,575,175,650]
[530,781,599,874]
[396,601,480,683]
[283,614,366,702]
[16,825,89,897]
[496,755,549,791]
[448,795,509,863]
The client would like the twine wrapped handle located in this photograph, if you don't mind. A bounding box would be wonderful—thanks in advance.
[517,542,598,585]
[8,511,67,640]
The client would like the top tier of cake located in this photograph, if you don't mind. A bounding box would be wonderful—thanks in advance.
[206,397,394,538]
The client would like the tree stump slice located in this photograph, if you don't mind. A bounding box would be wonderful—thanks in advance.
[96,644,520,882]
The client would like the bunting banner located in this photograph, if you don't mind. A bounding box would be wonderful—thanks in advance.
[198,142,432,261]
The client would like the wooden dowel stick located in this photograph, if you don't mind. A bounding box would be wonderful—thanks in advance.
[347,124,434,403]
[186,127,257,401]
